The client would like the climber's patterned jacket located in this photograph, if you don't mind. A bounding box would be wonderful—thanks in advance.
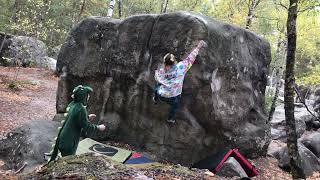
[155,46,201,98]
[49,85,98,162]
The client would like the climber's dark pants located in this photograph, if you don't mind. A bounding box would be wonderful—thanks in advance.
[154,84,181,120]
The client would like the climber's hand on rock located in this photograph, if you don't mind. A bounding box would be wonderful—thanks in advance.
[89,114,96,121]
[97,124,106,131]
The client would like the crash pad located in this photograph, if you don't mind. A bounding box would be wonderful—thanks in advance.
[76,138,131,163]
[124,152,162,168]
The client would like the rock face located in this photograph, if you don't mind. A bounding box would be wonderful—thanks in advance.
[56,12,271,165]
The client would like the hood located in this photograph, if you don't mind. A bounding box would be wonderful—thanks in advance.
[72,85,93,105]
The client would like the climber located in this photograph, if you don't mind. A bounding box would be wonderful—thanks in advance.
[48,85,106,162]
[153,40,207,123]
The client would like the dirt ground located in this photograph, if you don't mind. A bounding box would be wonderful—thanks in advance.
[0,66,319,179]
[0,66,57,137]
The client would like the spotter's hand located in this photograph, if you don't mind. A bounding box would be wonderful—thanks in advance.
[89,114,96,121]
[97,124,106,131]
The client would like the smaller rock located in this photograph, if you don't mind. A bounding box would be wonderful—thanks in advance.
[313,121,320,130]
[0,121,60,173]
[216,157,248,178]
[30,80,40,86]
[204,170,215,177]
[314,87,320,97]
[40,56,57,71]
[300,132,320,158]
[271,127,286,140]
[267,140,286,159]
[277,142,320,176]
[294,103,304,108]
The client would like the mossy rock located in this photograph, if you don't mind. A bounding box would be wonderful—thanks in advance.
[20,153,213,180]
[20,153,132,180]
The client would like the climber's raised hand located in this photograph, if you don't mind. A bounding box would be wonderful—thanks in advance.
[197,40,207,49]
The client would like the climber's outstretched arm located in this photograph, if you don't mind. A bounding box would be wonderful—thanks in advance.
[181,40,206,72]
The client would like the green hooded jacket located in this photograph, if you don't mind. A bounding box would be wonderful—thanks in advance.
[49,85,97,162]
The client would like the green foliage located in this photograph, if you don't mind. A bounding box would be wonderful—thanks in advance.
[0,0,319,84]
[297,65,320,85]
[8,80,20,91]
[264,93,274,113]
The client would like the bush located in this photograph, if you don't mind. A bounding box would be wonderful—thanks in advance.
[8,81,20,91]
[297,65,320,85]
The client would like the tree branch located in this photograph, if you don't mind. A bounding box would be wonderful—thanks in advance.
[294,85,320,121]
[298,4,320,13]
[274,0,288,9]
[253,15,280,21]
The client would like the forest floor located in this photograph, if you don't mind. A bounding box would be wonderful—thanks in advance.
[0,66,57,137]
[0,66,319,179]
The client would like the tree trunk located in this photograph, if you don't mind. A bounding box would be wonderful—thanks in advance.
[71,0,78,24]
[284,0,305,179]
[160,0,164,13]
[107,0,116,18]
[268,69,281,122]
[268,35,285,122]
[161,0,169,13]
[77,0,86,22]
[35,0,51,38]
[245,0,260,29]
[11,0,22,23]
[0,33,8,55]
[118,0,122,18]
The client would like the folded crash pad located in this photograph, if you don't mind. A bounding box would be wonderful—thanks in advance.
[193,148,258,177]
[76,138,131,163]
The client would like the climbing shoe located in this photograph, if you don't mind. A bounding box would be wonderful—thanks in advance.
[152,96,158,105]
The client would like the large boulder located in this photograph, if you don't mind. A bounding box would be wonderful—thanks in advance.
[56,12,271,165]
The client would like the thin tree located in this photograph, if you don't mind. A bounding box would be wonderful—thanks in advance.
[11,0,23,24]
[268,31,286,122]
[77,0,86,22]
[107,0,116,18]
[0,33,8,55]
[245,0,261,29]
[118,0,122,18]
[284,0,305,178]
[160,0,169,13]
